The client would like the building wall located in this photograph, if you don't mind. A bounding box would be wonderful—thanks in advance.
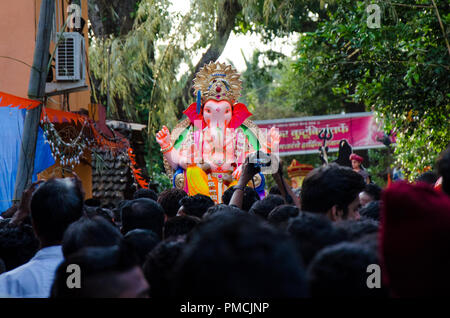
[1,0,93,198]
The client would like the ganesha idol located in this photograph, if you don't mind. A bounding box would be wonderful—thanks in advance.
[156,62,280,203]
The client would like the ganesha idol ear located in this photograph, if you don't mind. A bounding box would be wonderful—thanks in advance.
[228,103,252,129]
[183,102,205,129]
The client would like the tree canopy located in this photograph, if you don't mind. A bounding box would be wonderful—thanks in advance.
[88,0,450,182]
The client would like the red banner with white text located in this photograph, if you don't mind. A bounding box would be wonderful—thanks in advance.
[255,112,393,156]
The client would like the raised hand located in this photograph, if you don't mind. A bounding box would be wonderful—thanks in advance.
[156,126,172,149]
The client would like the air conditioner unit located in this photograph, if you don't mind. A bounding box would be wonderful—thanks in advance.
[55,32,85,81]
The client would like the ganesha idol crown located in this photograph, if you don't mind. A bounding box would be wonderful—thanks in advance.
[192,61,242,104]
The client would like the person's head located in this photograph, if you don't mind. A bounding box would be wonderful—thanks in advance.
[62,216,123,258]
[84,206,116,227]
[120,198,164,237]
[267,205,300,230]
[51,244,149,298]
[287,212,347,267]
[350,153,364,170]
[416,171,439,185]
[380,181,450,296]
[203,204,244,220]
[143,239,186,297]
[248,194,285,220]
[301,163,365,221]
[84,198,101,207]
[163,215,201,240]
[269,185,282,196]
[335,218,379,241]
[133,188,158,201]
[157,188,188,220]
[359,183,382,207]
[0,224,39,271]
[173,213,308,297]
[308,242,387,297]
[359,200,381,221]
[222,186,260,212]
[177,194,214,219]
[437,145,450,195]
[124,229,160,266]
[31,178,84,246]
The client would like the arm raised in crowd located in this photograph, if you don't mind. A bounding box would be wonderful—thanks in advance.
[229,158,261,210]
[272,159,301,210]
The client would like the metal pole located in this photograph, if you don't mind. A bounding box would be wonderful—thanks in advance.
[13,0,55,202]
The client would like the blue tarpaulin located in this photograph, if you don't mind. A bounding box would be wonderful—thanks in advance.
[0,107,55,213]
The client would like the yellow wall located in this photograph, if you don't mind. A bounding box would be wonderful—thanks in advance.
[1,0,93,198]
[0,0,36,97]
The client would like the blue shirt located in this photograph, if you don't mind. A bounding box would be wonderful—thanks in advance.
[0,245,63,298]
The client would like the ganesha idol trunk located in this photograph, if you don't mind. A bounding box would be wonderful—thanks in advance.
[155,62,280,204]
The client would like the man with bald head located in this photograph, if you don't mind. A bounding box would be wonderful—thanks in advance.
[0,177,84,298]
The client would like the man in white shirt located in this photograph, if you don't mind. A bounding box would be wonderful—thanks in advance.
[0,177,84,298]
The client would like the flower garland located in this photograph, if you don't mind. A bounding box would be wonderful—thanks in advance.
[127,147,149,189]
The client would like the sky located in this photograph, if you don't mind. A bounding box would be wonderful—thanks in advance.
[169,1,298,72]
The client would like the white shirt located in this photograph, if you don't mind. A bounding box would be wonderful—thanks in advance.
[0,245,63,298]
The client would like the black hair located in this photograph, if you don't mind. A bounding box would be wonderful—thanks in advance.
[335,218,379,241]
[363,183,382,201]
[84,206,116,226]
[157,188,188,218]
[248,194,285,220]
[308,242,387,297]
[0,258,5,274]
[124,229,160,266]
[0,224,39,271]
[416,171,439,185]
[172,213,308,297]
[51,243,143,298]
[287,212,348,266]
[354,232,379,253]
[84,198,101,207]
[222,186,260,212]
[269,185,282,195]
[133,188,158,201]
[203,204,244,219]
[62,216,123,258]
[437,145,450,196]
[120,198,165,237]
[179,194,214,218]
[143,239,186,298]
[163,215,201,240]
[301,163,366,216]
[267,205,300,229]
[359,200,381,221]
[31,178,84,244]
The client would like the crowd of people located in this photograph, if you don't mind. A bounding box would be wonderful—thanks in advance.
[0,145,449,298]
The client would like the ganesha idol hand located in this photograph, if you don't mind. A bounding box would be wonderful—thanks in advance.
[232,164,243,180]
[156,126,172,150]
[267,127,281,152]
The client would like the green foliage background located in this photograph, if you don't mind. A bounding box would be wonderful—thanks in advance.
[89,0,449,186]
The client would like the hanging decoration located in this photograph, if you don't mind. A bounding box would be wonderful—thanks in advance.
[1,91,144,184]
[40,109,94,170]
[0,91,41,109]
[127,147,149,189]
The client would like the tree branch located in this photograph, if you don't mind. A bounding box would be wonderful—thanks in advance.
[174,0,242,117]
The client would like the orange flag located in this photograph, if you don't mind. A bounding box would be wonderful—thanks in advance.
[0,91,41,109]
